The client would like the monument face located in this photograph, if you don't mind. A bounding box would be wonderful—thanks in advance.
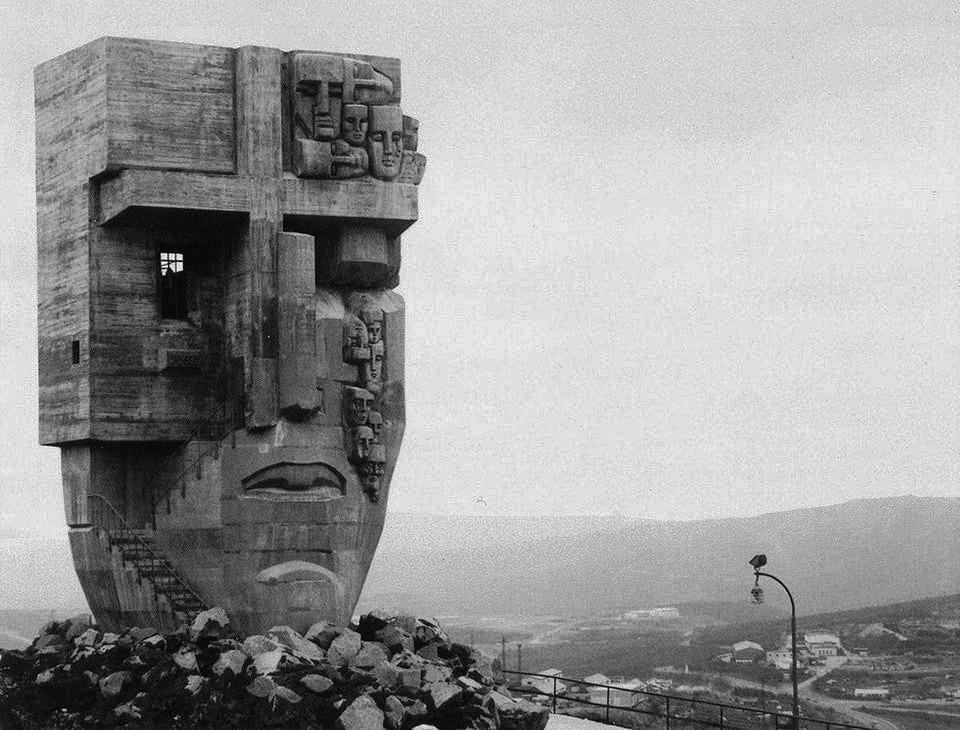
[34,38,424,634]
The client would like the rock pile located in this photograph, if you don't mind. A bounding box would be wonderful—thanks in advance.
[0,608,549,730]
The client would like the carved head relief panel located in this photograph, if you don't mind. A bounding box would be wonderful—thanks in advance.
[342,104,369,147]
[343,386,374,427]
[402,115,419,152]
[290,53,424,184]
[366,106,403,181]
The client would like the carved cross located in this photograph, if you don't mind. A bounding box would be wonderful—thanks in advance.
[92,47,417,429]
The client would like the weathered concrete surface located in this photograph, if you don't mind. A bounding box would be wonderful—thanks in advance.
[35,37,424,633]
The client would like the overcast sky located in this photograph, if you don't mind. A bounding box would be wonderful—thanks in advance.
[2,1,959,536]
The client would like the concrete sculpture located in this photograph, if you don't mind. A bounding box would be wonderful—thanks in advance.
[34,38,424,634]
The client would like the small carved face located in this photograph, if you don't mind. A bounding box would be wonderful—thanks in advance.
[367,411,383,439]
[359,460,384,498]
[367,106,404,180]
[343,318,368,349]
[344,387,374,426]
[402,115,419,151]
[366,320,382,345]
[353,426,374,460]
[342,104,369,147]
[360,307,383,344]
[363,346,384,384]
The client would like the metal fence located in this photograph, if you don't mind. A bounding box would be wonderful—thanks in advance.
[501,670,878,730]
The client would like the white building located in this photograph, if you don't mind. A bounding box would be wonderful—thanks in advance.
[804,631,841,657]
[522,668,566,695]
[853,688,889,699]
[583,673,610,686]
[766,648,794,670]
[588,680,645,707]
[732,640,765,663]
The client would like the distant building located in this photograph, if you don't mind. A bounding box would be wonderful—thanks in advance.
[522,668,566,695]
[583,673,610,686]
[621,607,680,620]
[804,631,841,657]
[732,640,765,663]
[766,648,794,670]
[853,688,889,699]
[588,680,645,707]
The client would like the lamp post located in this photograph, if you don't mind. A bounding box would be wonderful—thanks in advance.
[749,554,799,730]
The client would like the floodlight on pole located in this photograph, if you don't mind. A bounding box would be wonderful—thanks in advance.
[748,555,799,730]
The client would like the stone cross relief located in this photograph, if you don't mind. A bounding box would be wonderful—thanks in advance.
[93,48,422,501]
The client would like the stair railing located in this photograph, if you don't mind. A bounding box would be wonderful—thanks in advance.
[144,393,244,526]
[87,493,208,613]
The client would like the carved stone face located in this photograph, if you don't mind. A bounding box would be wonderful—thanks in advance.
[343,386,374,426]
[362,344,384,390]
[403,115,419,151]
[361,307,383,345]
[342,104,369,147]
[367,106,404,180]
[367,411,383,439]
[352,426,374,460]
[359,460,385,500]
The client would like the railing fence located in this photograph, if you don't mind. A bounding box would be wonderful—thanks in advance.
[501,669,878,730]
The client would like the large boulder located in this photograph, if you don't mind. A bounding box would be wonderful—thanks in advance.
[336,694,384,730]
[497,699,550,730]
[99,670,132,698]
[190,606,231,641]
[327,629,362,666]
[268,625,325,661]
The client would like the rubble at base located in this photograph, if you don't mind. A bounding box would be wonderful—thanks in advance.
[0,609,550,730]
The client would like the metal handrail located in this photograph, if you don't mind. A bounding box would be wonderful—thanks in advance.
[87,493,208,613]
[144,393,243,523]
[501,669,876,730]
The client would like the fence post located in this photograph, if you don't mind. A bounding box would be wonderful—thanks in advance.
[719,705,724,729]
[552,676,557,713]
[665,696,670,730]
[605,686,610,724]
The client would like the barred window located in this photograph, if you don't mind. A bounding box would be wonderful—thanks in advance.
[159,251,188,320]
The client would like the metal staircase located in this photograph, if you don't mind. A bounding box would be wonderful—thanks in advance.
[145,393,243,526]
[88,494,208,625]
[83,396,243,626]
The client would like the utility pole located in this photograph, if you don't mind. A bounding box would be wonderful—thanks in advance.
[517,643,523,678]
[500,636,506,682]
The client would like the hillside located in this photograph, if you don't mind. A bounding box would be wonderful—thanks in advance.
[359,496,960,617]
[2,496,958,624]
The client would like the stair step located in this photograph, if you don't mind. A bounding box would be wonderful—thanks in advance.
[120,548,157,559]
[138,567,176,578]
[110,533,155,546]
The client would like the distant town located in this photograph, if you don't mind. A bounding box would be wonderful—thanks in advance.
[441,593,960,729]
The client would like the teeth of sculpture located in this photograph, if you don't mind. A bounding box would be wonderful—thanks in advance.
[35,38,424,635]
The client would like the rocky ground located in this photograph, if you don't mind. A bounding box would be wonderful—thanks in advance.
[0,608,550,730]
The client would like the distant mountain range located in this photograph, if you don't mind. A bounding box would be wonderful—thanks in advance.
[358,495,960,617]
[2,496,957,622]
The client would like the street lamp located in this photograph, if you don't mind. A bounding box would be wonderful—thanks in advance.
[749,554,799,730]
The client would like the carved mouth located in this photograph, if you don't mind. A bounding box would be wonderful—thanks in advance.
[242,462,346,498]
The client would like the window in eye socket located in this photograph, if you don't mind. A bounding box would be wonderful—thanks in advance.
[159,251,188,320]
